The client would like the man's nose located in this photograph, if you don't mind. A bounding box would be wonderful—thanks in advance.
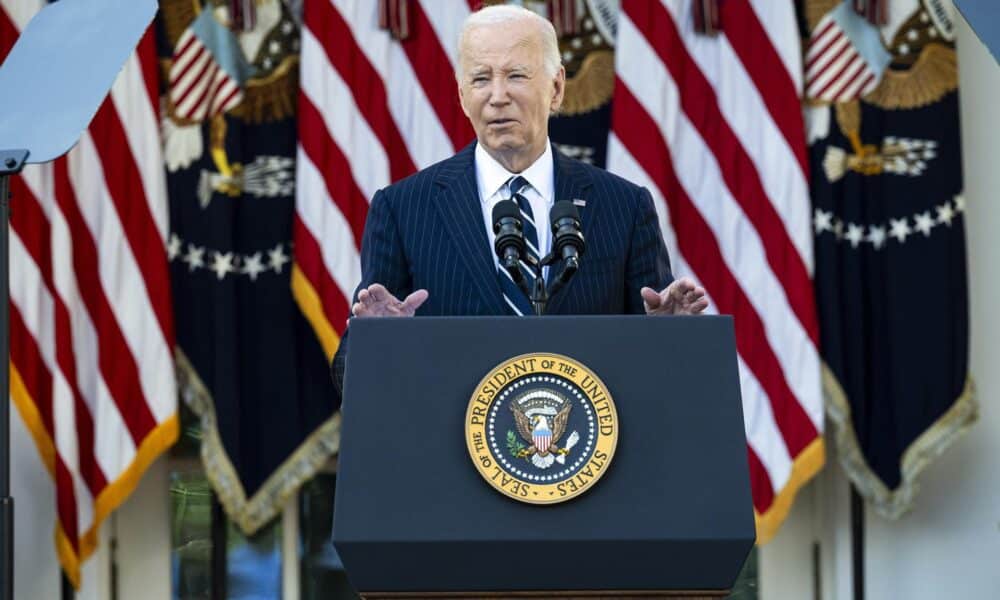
[488,78,510,105]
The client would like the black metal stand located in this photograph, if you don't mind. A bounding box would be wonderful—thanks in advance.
[526,254,579,316]
[210,494,228,600]
[61,571,74,600]
[0,149,28,600]
[850,487,865,600]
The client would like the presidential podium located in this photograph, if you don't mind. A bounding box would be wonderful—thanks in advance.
[332,316,755,599]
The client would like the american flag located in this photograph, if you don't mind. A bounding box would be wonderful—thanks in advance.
[607,0,824,542]
[168,9,248,121]
[293,0,475,360]
[1,0,176,587]
[804,0,890,103]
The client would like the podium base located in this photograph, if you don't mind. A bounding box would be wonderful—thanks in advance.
[361,591,729,599]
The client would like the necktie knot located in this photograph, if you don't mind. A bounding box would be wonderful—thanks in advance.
[507,175,529,197]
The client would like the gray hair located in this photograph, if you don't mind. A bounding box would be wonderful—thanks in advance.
[455,4,562,82]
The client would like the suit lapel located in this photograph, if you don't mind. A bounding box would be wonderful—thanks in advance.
[432,143,507,314]
[547,146,594,313]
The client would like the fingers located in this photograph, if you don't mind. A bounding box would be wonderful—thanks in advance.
[640,286,662,309]
[366,283,390,304]
[402,289,430,312]
[645,279,709,315]
[352,284,427,318]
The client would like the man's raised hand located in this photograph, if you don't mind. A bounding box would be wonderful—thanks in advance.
[640,277,708,316]
[351,283,429,318]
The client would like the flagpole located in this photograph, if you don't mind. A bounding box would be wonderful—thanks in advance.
[0,150,27,600]
[850,487,866,600]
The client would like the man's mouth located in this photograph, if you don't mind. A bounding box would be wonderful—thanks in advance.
[488,118,516,126]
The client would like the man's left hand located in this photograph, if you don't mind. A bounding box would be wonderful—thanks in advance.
[641,277,708,315]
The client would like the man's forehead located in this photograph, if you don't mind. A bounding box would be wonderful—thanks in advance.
[462,23,542,57]
[467,60,533,73]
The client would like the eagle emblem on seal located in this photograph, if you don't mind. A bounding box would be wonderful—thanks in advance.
[509,391,580,470]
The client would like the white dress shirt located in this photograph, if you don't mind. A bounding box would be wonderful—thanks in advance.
[474,141,555,275]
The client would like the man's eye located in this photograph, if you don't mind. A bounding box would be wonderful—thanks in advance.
[510,74,525,79]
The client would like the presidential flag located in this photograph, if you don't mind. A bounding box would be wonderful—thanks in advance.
[805,0,975,518]
[159,0,338,535]
[2,1,176,587]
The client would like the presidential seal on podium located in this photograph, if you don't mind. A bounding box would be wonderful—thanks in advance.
[465,353,618,504]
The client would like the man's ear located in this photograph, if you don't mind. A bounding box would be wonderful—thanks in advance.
[550,66,566,113]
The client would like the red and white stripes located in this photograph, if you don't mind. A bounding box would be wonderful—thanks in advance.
[293,0,476,359]
[607,0,823,542]
[2,1,176,586]
[169,27,244,121]
[805,9,882,102]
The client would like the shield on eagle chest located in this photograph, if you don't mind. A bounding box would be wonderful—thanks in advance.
[533,427,552,453]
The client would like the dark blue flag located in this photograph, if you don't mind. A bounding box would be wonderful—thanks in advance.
[159,0,338,533]
[805,0,977,517]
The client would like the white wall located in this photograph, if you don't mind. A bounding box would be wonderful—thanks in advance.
[10,399,59,600]
[761,13,1000,600]
[9,408,170,599]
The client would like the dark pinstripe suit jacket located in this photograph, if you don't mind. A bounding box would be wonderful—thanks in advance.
[331,142,673,395]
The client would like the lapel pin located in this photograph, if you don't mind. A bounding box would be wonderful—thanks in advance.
[572,199,586,207]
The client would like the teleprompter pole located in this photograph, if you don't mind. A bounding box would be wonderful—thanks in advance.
[0,150,27,600]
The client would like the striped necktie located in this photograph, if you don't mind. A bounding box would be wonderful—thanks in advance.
[498,176,539,315]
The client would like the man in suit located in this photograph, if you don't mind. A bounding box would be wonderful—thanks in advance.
[333,4,707,391]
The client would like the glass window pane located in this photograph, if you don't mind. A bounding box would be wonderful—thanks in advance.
[227,518,282,600]
[299,474,358,600]
[170,471,213,600]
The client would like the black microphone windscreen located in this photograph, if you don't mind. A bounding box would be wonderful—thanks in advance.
[549,200,580,226]
[492,199,520,225]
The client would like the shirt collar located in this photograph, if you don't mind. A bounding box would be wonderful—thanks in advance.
[475,140,554,204]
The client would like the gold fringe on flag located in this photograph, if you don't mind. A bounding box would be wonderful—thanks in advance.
[823,362,978,519]
[176,349,342,534]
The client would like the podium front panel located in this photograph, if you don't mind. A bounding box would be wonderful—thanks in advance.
[334,316,754,593]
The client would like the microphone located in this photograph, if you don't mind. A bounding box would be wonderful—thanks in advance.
[546,200,585,299]
[492,200,526,281]
[550,200,585,266]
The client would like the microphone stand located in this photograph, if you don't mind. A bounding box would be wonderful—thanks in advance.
[512,254,548,316]
[530,267,547,316]
[526,253,580,316]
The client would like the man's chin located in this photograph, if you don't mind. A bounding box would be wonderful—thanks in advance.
[481,136,526,155]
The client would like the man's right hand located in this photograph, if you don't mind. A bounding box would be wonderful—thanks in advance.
[351,283,429,318]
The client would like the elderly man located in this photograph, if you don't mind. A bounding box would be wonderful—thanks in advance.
[332,5,706,390]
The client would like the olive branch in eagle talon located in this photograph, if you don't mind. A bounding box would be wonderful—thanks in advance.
[509,401,580,469]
